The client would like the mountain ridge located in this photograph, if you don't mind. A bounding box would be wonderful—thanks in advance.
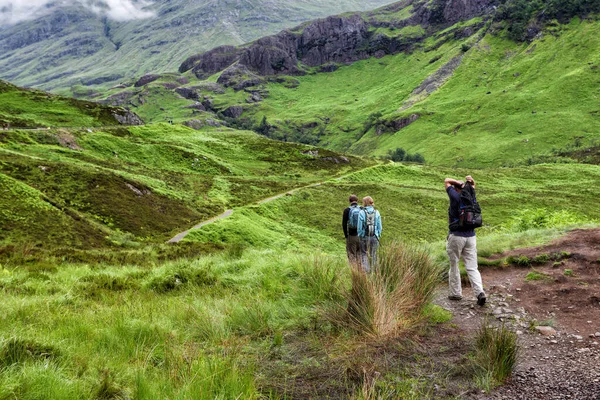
[0,0,398,91]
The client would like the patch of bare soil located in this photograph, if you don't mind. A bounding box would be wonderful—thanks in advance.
[464,228,600,399]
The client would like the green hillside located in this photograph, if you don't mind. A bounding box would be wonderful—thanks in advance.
[0,80,141,128]
[0,124,371,252]
[184,162,600,251]
[1,1,600,398]
[106,16,600,168]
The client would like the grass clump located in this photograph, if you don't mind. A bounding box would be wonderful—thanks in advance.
[564,269,574,276]
[336,242,443,337]
[532,253,550,264]
[0,338,60,367]
[474,323,519,390]
[525,271,551,281]
[506,255,531,268]
[147,265,217,293]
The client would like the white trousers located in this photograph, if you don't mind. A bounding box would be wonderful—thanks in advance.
[446,235,484,297]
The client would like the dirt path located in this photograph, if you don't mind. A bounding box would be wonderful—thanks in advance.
[167,164,382,243]
[167,209,233,243]
[435,228,600,399]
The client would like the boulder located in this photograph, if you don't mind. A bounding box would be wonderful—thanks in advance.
[222,105,244,119]
[134,74,161,87]
[535,326,557,336]
[217,64,264,91]
[111,108,144,125]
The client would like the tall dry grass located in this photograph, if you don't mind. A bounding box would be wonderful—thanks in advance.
[336,242,443,337]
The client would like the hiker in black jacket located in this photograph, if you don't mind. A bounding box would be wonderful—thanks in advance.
[342,194,361,266]
[445,175,486,306]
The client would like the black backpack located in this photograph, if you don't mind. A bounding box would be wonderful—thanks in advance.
[449,182,482,231]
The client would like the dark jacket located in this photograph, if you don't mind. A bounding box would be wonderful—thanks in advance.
[342,203,359,238]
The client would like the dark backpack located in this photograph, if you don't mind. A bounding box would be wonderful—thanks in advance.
[347,205,362,230]
[364,209,377,236]
[449,182,482,231]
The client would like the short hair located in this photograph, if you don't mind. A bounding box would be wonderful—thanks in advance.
[362,196,374,206]
[349,194,358,203]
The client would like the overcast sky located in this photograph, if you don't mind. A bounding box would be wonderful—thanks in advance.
[0,0,156,25]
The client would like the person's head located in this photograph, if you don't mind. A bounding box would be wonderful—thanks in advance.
[453,182,464,192]
[362,196,374,207]
[349,194,358,204]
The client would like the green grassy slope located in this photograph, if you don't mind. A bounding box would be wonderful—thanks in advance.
[185,162,600,251]
[114,17,600,168]
[251,18,600,167]
[0,80,138,128]
[0,125,372,250]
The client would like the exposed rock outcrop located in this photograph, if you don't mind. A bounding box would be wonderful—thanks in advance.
[134,74,162,87]
[110,109,144,125]
[222,105,244,119]
[179,1,497,82]
[217,64,264,91]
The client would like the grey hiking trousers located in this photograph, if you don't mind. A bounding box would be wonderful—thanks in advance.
[360,236,379,273]
[446,234,484,297]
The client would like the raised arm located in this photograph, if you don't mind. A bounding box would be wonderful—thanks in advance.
[465,175,475,189]
[445,178,464,189]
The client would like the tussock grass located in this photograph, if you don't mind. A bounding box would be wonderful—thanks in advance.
[475,322,519,389]
[0,337,60,368]
[332,242,443,337]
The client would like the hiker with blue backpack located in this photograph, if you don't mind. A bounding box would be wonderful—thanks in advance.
[342,194,362,266]
[445,175,486,306]
[358,196,382,273]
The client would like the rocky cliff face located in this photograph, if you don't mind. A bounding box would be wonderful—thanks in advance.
[0,0,398,91]
[180,0,497,82]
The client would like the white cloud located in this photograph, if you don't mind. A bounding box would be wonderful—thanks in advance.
[0,0,155,25]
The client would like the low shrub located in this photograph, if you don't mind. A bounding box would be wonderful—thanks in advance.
[506,255,531,267]
[502,209,588,232]
[532,254,550,264]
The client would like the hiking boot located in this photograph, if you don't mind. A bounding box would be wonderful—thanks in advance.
[477,292,487,307]
[448,295,463,301]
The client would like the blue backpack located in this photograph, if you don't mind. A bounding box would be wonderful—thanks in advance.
[347,205,362,230]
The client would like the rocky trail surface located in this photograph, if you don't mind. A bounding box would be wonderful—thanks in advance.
[436,228,600,399]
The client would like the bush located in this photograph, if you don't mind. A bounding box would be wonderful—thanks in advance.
[333,242,443,337]
[502,208,588,232]
[475,322,519,388]
[387,147,426,164]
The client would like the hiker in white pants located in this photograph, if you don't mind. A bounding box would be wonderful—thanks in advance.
[445,176,486,306]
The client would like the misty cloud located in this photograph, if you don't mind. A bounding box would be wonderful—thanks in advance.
[0,0,156,25]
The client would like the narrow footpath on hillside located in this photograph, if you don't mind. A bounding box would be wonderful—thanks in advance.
[167,164,382,243]
[435,228,600,399]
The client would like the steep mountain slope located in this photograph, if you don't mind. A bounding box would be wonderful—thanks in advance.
[103,0,600,167]
[0,80,142,128]
[0,0,397,92]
